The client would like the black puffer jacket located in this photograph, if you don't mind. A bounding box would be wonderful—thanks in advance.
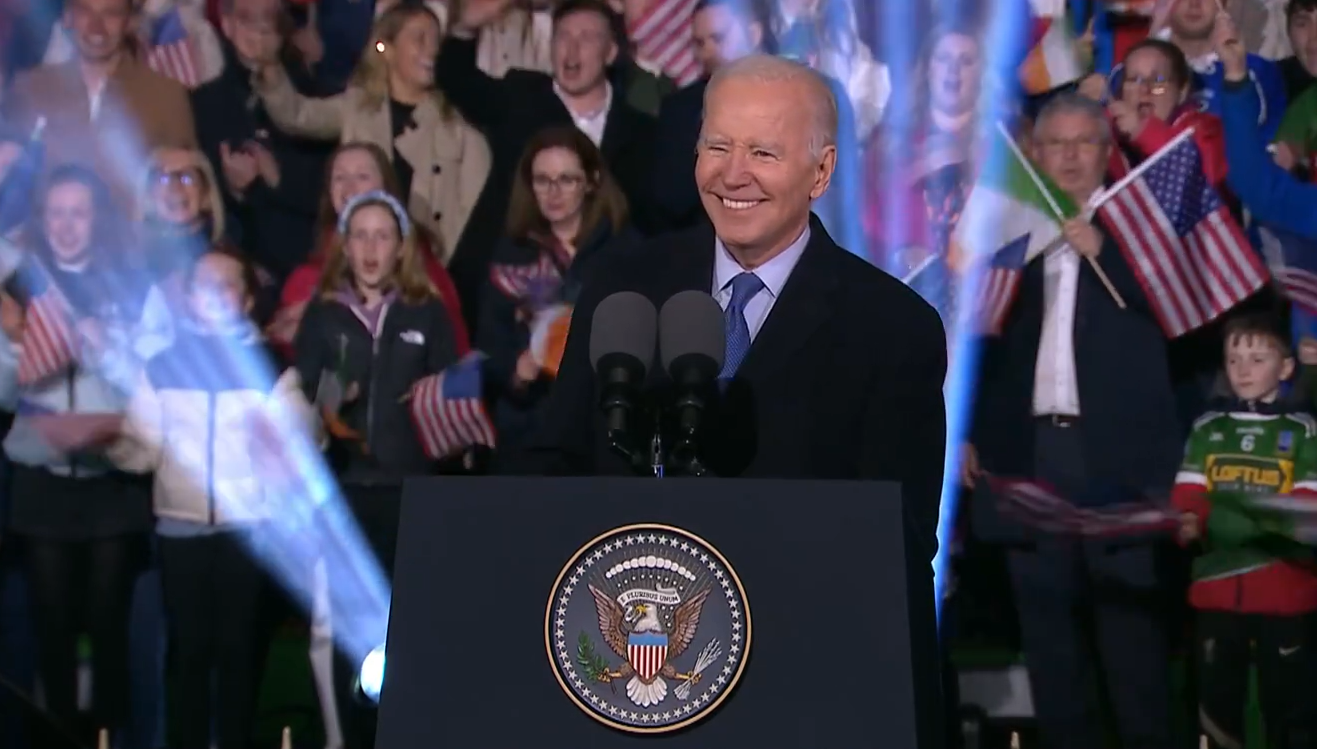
[293,293,457,484]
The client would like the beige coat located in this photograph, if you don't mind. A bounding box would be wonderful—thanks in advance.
[1,56,197,212]
[256,69,491,263]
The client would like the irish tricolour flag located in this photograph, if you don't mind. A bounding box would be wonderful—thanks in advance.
[1018,0,1085,95]
[953,124,1077,334]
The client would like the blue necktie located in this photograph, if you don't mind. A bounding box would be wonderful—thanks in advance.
[720,272,764,379]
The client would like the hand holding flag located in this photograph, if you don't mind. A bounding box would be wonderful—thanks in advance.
[408,352,496,460]
[16,285,77,387]
[986,475,1180,537]
[529,304,571,378]
[1092,128,1265,337]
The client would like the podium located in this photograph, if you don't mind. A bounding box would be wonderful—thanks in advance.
[377,477,943,748]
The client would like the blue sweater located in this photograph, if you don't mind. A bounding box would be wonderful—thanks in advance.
[1191,54,1287,144]
[1221,81,1317,239]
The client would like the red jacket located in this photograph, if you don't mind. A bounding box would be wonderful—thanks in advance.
[1171,483,1317,615]
[1107,106,1229,188]
[274,233,470,360]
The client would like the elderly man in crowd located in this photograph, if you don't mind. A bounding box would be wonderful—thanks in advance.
[965,94,1181,749]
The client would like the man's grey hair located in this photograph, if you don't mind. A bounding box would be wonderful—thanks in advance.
[1033,93,1113,145]
[702,54,839,159]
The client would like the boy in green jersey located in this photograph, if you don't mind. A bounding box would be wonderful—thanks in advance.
[1172,313,1317,749]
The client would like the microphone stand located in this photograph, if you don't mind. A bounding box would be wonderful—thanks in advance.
[650,430,664,477]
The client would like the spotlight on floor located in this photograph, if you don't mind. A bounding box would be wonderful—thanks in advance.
[357,645,386,704]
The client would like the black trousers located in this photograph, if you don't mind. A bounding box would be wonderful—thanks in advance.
[1196,610,1317,749]
[22,533,144,746]
[329,485,401,749]
[1008,419,1173,749]
[158,532,267,749]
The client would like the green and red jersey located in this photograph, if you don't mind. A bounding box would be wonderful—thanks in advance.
[1172,409,1317,614]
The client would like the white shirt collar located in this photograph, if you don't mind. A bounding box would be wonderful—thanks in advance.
[553,81,613,146]
[713,225,811,299]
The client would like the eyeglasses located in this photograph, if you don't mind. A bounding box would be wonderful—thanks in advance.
[1037,136,1106,154]
[1122,74,1171,95]
[532,174,586,193]
[151,168,203,188]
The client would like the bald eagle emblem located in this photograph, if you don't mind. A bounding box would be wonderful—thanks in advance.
[589,582,710,707]
[547,524,751,733]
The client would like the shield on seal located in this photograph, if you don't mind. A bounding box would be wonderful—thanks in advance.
[627,632,669,681]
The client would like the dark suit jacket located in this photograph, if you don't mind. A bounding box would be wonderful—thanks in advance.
[970,231,1184,541]
[523,215,949,562]
[191,41,332,281]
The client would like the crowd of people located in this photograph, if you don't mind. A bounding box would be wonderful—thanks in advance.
[0,0,1314,746]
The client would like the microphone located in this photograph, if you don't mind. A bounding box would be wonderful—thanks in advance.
[589,292,658,469]
[658,291,725,476]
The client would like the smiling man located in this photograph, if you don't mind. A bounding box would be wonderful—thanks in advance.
[0,0,196,211]
[526,53,949,744]
[530,46,945,688]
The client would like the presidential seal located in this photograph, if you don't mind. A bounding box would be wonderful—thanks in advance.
[545,524,751,734]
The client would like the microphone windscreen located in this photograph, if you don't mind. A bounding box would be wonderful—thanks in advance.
[589,291,658,373]
[659,291,726,373]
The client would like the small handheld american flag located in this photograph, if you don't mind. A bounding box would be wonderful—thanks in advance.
[1258,225,1317,315]
[629,0,701,87]
[144,8,199,89]
[1096,135,1266,338]
[17,284,77,387]
[973,234,1030,336]
[986,476,1180,537]
[489,254,562,311]
[409,352,496,459]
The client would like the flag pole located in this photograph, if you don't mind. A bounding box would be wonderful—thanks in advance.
[994,121,1127,309]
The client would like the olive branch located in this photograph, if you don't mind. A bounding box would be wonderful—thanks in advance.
[576,632,611,682]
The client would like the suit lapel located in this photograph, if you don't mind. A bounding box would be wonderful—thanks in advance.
[736,219,839,380]
[667,222,717,298]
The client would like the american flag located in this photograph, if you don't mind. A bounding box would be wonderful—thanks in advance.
[1095,136,1266,338]
[630,0,701,87]
[409,352,496,459]
[974,233,1030,336]
[144,9,199,89]
[986,476,1179,537]
[489,254,562,310]
[17,285,76,387]
[1258,225,1317,315]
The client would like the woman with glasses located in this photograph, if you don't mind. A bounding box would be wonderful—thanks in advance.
[476,126,635,471]
[139,147,229,309]
[1105,38,1229,188]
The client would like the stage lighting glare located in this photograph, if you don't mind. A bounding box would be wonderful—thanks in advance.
[359,646,386,703]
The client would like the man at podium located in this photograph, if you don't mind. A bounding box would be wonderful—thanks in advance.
[524,53,949,568]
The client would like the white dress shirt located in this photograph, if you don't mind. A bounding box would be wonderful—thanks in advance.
[711,227,810,341]
[554,82,613,147]
[1032,242,1083,417]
